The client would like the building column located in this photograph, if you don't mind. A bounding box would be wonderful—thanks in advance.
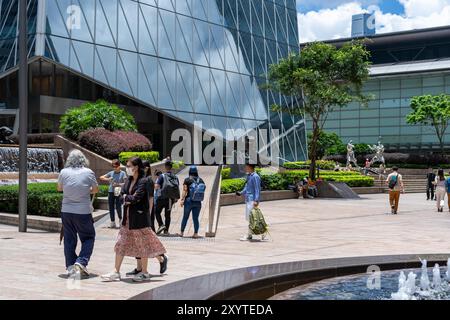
[162,113,168,159]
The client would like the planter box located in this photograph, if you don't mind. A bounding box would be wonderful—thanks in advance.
[220,190,298,206]
[0,210,108,233]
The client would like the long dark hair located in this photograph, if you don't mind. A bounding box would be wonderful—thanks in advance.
[142,160,152,178]
[438,168,445,181]
[128,157,145,178]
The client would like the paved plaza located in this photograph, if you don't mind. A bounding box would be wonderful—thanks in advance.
[1,193,450,300]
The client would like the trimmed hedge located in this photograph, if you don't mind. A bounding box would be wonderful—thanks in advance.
[119,151,160,164]
[79,128,152,160]
[221,168,231,180]
[0,183,109,217]
[221,178,246,194]
[325,152,450,167]
[220,170,374,193]
[283,160,336,170]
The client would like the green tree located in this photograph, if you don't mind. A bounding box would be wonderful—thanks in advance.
[406,94,450,154]
[267,41,372,180]
[307,130,345,159]
[60,100,137,140]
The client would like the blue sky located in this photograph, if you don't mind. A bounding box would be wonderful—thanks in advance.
[297,0,450,42]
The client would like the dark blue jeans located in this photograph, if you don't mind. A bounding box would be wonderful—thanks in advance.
[61,212,96,268]
[181,199,201,233]
[108,192,122,222]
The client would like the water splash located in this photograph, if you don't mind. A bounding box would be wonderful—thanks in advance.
[0,147,62,173]
[433,264,442,288]
[420,259,430,291]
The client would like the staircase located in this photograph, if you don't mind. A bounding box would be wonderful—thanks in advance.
[373,175,427,194]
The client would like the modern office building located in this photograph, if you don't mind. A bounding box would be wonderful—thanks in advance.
[0,0,306,161]
[302,25,450,152]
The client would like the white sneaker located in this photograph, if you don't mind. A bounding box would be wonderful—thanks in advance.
[240,235,252,241]
[132,272,151,282]
[109,221,117,229]
[74,262,90,277]
[261,234,267,241]
[67,265,76,277]
[101,271,121,282]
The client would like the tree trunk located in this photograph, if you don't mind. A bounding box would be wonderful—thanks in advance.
[309,119,320,181]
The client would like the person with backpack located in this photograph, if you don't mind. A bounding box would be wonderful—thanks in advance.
[434,168,447,212]
[385,167,404,214]
[236,163,261,241]
[154,161,180,235]
[178,166,206,239]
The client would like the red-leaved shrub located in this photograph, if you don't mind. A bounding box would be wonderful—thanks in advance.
[78,128,152,160]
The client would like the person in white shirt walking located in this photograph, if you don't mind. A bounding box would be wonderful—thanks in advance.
[385,167,404,214]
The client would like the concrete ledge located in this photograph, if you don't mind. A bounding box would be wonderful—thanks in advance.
[352,186,385,194]
[220,190,298,206]
[0,211,108,233]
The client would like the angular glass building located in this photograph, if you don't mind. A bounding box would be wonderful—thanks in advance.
[0,0,307,161]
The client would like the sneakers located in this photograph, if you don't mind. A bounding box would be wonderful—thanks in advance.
[66,265,77,277]
[132,272,151,282]
[74,262,89,277]
[156,225,166,235]
[126,268,142,277]
[160,255,168,274]
[240,235,253,241]
[101,271,121,282]
[109,221,117,229]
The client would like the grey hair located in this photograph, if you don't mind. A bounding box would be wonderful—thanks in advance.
[65,149,89,168]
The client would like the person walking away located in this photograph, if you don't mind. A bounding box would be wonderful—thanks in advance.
[426,167,436,201]
[101,157,168,282]
[100,159,126,228]
[385,167,404,214]
[434,169,446,212]
[154,161,180,235]
[178,166,206,238]
[58,149,99,277]
[236,163,261,241]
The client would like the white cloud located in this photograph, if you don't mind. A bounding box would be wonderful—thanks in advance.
[299,0,450,43]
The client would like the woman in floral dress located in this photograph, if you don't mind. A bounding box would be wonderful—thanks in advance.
[101,157,168,282]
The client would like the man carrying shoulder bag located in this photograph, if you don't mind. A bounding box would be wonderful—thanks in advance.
[385,167,404,215]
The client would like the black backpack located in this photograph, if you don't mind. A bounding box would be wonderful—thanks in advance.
[160,173,180,200]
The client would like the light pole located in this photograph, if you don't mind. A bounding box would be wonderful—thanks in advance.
[18,0,28,232]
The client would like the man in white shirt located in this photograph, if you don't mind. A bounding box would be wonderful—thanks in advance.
[385,167,405,214]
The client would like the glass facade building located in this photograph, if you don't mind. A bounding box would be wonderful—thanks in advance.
[0,0,307,161]
[304,26,450,152]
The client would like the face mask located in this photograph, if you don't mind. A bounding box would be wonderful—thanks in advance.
[126,167,134,176]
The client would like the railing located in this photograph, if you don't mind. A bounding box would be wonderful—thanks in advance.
[206,165,222,238]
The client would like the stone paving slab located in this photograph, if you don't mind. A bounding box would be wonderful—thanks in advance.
[1,193,450,300]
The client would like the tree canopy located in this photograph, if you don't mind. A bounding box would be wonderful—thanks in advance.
[267,41,372,179]
[406,94,450,153]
